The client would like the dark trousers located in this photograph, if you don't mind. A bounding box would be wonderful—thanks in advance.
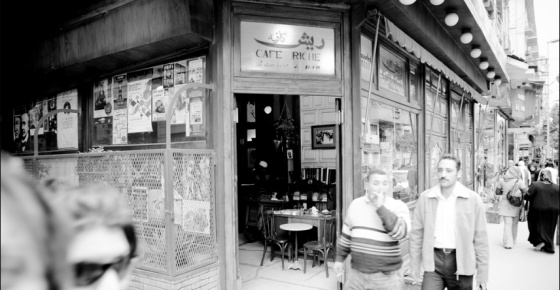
[421,249,473,290]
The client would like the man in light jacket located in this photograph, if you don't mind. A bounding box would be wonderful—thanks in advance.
[410,154,489,290]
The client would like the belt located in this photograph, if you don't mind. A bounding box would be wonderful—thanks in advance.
[435,247,456,254]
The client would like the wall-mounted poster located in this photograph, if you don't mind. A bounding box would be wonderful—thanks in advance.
[93,117,113,145]
[14,106,29,151]
[187,58,204,83]
[112,109,128,144]
[46,98,58,149]
[188,89,204,136]
[151,77,167,122]
[93,78,113,118]
[56,89,79,149]
[163,64,174,88]
[360,35,373,82]
[127,68,153,133]
[182,200,211,234]
[113,74,128,110]
[171,87,188,125]
[379,46,405,98]
[240,22,335,75]
[174,60,187,85]
[29,102,44,136]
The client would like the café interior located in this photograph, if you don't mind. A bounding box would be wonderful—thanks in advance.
[234,93,418,288]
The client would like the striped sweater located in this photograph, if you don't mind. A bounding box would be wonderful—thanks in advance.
[336,196,411,273]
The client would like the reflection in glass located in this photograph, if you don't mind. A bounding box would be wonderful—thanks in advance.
[361,100,418,202]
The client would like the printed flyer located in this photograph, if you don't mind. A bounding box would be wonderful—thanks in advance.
[93,116,113,145]
[174,60,187,85]
[187,58,204,83]
[151,77,167,122]
[188,93,204,136]
[112,109,128,144]
[56,89,79,149]
[93,78,113,118]
[127,69,153,133]
[29,102,44,136]
[14,106,29,152]
[113,74,128,110]
[163,64,174,88]
[171,86,188,124]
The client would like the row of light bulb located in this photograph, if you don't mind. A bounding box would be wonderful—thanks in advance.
[399,0,501,85]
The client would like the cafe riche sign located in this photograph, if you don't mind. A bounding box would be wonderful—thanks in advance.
[240,21,335,75]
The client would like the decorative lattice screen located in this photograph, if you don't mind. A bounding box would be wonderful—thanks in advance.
[23,149,217,276]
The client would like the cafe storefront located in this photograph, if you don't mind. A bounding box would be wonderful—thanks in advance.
[2,0,510,289]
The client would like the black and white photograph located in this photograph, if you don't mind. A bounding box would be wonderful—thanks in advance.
[311,124,335,149]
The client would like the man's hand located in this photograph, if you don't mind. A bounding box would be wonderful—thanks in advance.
[476,281,487,290]
[411,270,422,285]
[334,261,344,275]
[388,218,406,240]
[366,190,385,208]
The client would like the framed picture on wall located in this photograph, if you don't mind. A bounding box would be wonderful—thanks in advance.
[247,147,257,168]
[311,124,335,149]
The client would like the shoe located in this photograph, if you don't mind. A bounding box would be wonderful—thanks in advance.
[534,242,545,251]
[504,246,512,249]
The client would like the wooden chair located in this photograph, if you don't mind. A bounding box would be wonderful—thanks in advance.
[260,210,292,269]
[301,217,336,277]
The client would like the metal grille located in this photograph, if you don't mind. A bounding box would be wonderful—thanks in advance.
[22,149,217,276]
[172,152,216,272]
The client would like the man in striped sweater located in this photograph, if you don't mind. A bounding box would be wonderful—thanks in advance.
[334,169,411,290]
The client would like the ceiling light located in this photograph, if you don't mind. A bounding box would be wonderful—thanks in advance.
[470,47,482,58]
[445,12,459,26]
[486,69,496,79]
[493,78,502,86]
[430,0,445,5]
[479,59,489,69]
[399,0,416,4]
[264,106,272,114]
[460,30,473,44]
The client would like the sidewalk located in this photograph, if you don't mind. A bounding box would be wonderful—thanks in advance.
[238,221,559,290]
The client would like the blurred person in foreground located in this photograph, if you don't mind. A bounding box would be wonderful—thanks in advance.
[334,168,410,290]
[525,169,560,254]
[410,154,489,290]
[1,153,71,290]
[52,185,138,290]
[495,166,528,249]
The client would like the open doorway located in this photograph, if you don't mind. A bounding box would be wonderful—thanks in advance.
[235,94,340,289]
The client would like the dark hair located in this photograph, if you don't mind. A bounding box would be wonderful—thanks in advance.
[366,168,388,182]
[439,154,461,171]
[545,162,554,168]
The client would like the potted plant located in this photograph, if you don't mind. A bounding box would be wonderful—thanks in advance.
[273,118,299,149]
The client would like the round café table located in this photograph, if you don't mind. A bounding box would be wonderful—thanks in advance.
[280,223,313,271]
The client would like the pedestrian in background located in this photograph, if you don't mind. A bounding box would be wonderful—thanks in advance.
[528,162,539,182]
[495,166,528,249]
[410,154,489,290]
[334,168,410,290]
[517,160,532,188]
[525,169,560,254]
[1,153,71,290]
[52,185,138,290]
[537,161,558,184]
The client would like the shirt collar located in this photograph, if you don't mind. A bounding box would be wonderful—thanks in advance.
[427,182,469,199]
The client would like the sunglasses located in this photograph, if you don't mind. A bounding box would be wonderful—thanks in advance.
[73,255,132,287]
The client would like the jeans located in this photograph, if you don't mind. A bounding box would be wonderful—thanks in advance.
[345,267,404,290]
[503,216,519,247]
[421,249,473,290]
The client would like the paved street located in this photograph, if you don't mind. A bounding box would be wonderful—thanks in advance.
[239,220,559,290]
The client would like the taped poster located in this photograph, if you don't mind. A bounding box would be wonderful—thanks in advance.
[151,77,167,122]
[174,60,187,85]
[163,63,174,88]
[93,78,113,118]
[113,74,128,110]
[56,89,79,149]
[112,109,128,144]
[187,58,204,83]
[127,68,153,133]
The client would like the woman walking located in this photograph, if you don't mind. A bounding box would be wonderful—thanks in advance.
[525,169,560,253]
[495,166,528,249]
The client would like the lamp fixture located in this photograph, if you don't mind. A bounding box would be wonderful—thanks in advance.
[470,46,482,58]
[486,69,496,79]
[445,12,459,26]
[493,77,502,86]
[430,0,445,5]
[460,30,473,44]
[479,59,489,70]
[264,106,272,114]
[399,0,416,4]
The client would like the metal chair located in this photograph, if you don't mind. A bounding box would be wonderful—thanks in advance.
[301,217,336,277]
[260,210,292,269]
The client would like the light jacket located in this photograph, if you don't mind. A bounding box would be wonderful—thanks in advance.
[409,182,489,282]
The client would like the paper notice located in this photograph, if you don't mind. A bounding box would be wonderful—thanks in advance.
[174,60,187,85]
[187,58,204,83]
[113,74,127,110]
[112,109,128,144]
[127,76,153,133]
[93,78,113,118]
[56,89,79,149]
[151,77,167,122]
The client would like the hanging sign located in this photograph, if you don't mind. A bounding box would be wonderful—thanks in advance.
[240,21,335,75]
[360,35,373,82]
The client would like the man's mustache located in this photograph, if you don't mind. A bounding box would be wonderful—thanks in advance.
[440,178,449,181]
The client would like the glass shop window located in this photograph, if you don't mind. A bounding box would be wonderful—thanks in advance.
[361,99,419,203]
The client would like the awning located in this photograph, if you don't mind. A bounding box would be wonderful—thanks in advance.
[385,20,483,102]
